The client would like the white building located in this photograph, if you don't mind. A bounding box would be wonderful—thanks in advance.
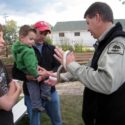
[51,20,96,46]
[51,19,125,46]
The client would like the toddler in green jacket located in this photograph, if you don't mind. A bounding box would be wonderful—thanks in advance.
[12,25,51,112]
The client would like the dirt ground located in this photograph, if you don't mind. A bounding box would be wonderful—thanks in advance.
[56,81,84,95]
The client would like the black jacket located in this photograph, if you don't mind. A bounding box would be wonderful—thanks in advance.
[82,22,125,125]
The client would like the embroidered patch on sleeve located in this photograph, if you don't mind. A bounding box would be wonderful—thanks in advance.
[107,42,124,55]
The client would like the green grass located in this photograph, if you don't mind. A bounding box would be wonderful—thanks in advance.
[16,95,84,125]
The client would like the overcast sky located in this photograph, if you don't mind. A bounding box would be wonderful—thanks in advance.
[0,0,125,26]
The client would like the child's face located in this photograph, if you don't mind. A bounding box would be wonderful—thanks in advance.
[21,31,36,46]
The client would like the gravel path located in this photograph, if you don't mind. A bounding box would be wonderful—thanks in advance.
[56,81,84,95]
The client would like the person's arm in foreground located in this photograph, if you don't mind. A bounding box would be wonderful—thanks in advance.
[0,80,22,111]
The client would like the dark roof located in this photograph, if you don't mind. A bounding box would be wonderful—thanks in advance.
[52,20,87,32]
[52,19,125,32]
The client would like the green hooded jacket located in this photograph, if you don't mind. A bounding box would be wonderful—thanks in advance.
[12,40,38,78]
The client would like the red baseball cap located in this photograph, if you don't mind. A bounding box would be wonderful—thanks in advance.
[34,21,51,33]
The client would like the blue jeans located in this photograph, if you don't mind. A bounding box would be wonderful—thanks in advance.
[24,91,62,125]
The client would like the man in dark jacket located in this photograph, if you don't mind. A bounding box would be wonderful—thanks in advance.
[53,2,125,125]
[12,21,62,125]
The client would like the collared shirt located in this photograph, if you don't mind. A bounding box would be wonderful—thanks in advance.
[93,24,115,50]
[98,24,115,42]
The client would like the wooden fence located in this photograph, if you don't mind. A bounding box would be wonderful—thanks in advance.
[74,52,93,64]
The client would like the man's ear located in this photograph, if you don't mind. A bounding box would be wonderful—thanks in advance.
[95,13,101,22]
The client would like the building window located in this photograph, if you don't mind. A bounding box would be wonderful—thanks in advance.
[74,32,80,36]
[59,32,64,37]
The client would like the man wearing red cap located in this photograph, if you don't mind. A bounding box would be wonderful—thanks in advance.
[12,21,62,125]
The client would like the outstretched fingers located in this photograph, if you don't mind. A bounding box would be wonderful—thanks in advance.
[54,48,64,64]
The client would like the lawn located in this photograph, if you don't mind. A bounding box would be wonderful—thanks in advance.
[16,95,84,125]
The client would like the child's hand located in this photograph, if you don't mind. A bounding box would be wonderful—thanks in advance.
[37,76,43,82]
